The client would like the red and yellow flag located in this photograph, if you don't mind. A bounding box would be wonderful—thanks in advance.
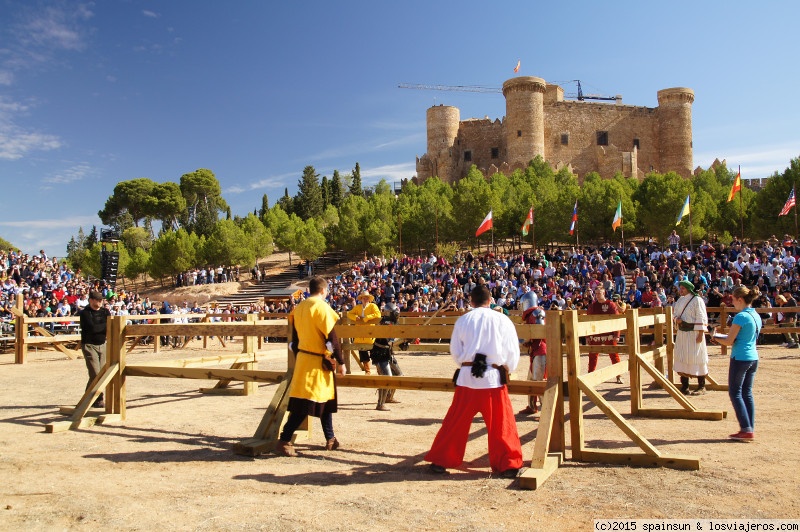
[727,171,741,202]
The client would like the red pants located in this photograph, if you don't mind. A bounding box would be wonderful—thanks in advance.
[425,386,523,472]
[588,336,620,373]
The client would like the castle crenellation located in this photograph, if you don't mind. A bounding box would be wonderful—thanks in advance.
[415,75,694,184]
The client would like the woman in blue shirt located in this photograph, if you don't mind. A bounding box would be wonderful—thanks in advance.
[712,286,761,441]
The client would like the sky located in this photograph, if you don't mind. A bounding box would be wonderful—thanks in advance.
[1,1,799,256]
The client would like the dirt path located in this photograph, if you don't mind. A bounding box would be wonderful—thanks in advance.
[1,341,798,531]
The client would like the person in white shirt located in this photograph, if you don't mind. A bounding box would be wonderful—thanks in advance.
[425,285,523,478]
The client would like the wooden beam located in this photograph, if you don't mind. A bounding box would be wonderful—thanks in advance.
[124,365,285,383]
[143,353,259,368]
[125,323,287,337]
[576,315,627,337]
[636,408,726,421]
[578,449,699,470]
[517,453,562,490]
[578,378,661,457]
[530,383,558,469]
[578,361,627,389]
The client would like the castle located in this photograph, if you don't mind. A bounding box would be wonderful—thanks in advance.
[415,76,694,184]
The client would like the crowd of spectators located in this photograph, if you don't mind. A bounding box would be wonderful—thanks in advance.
[4,232,800,339]
[319,234,800,326]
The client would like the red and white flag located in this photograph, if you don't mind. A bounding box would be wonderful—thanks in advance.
[476,210,493,237]
[513,60,520,73]
[521,206,533,236]
[779,187,796,216]
[569,201,578,235]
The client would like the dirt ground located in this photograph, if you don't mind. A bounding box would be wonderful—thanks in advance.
[1,335,799,531]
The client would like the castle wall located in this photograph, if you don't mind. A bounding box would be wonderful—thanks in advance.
[544,102,658,179]
[416,76,694,184]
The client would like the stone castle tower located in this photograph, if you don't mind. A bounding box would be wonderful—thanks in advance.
[415,76,694,183]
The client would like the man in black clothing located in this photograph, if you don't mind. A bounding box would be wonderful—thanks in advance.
[79,290,111,408]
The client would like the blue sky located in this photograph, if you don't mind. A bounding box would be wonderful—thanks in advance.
[1,1,799,256]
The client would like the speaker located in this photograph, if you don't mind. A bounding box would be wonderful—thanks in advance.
[101,251,119,288]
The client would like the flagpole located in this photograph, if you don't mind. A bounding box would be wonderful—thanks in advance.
[689,200,694,252]
[794,185,798,238]
[620,198,625,251]
[532,209,536,252]
[739,165,744,241]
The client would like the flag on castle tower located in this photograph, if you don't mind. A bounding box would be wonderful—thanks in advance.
[612,201,622,232]
[521,206,533,236]
[476,210,493,237]
[513,60,520,73]
[727,170,742,202]
[569,201,578,235]
[676,194,691,226]
[779,187,796,216]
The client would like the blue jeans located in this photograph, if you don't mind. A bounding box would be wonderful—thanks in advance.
[614,276,626,295]
[728,359,758,433]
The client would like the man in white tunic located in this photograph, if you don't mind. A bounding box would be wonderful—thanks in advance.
[425,285,523,478]
[673,280,708,394]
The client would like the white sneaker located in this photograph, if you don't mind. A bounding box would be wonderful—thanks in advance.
[781,342,790,347]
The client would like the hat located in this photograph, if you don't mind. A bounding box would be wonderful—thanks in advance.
[678,280,697,295]
[357,291,374,302]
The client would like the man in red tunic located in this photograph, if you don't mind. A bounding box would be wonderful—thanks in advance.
[587,287,623,383]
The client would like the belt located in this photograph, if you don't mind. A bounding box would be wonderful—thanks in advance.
[461,362,502,369]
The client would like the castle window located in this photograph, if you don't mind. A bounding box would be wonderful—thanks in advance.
[517,130,522,137]
[464,150,472,162]
[491,147,499,159]
[633,138,640,149]
[561,134,569,146]
[597,131,608,146]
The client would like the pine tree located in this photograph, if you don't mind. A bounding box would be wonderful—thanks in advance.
[295,166,323,220]
[321,175,330,208]
[331,170,343,208]
[258,194,269,218]
[350,162,363,197]
[86,226,98,248]
[278,187,294,215]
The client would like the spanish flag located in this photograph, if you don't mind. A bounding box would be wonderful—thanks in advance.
[727,171,741,202]
[612,201,622,232]
[513,60,520,73]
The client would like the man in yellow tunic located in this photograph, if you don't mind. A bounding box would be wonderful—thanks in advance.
[346,291,382,374]
[276,276,344,457]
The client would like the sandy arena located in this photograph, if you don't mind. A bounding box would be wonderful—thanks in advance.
[1,337,799,531]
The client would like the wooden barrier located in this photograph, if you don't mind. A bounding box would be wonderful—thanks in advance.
[47,307,728,490]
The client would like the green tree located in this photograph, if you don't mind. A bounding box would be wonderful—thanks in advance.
[330,170,344,208]
[265,205,298,264]
[120,226,152,252]
[124,247,151,286]
[0,236,17,250]
[321,175,330,208]
[143,181,186,231]
[634,172,704,244]
[752,157,800,238]
[578,173,636,243]
[295,165,324,220]
[277,187,294,215]
[98,178,156,228]
[179,168,228,237]
[258,194,270,218]
[336,194,370,253]
[294,218,327,261]
[203,219,255,268]
[451,166,496,245]
[350,162,363,197]
[148,229,199,283]
[240,212,274,260]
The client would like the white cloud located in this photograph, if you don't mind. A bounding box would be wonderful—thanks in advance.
[0,215,100,255]
[225,172,298,194]
[0,71,13,85]
[695,141,800,180]
[142,10,160,19]
[22,5,92,52]
[42,163,95,185]
[0,129,61,160]
[361,162,416,184]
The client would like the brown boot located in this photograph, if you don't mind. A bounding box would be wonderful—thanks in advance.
[363,361,372,375]
[325,437,340,451]
[275,440,296,457]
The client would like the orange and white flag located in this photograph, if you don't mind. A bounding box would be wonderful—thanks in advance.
[513,60,521,73]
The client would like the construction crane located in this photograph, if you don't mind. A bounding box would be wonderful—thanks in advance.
[398,80,621,102]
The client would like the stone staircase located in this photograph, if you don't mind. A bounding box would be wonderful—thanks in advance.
[213,251,350,307]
